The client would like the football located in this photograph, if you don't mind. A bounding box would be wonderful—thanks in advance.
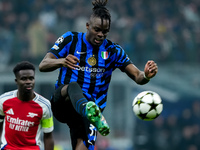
[132,91,163,121]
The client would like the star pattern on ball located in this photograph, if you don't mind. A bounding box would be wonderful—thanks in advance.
[149,101,158,111]
[138,112,148,120]
[136,97,144,105]
[136,98,142,105]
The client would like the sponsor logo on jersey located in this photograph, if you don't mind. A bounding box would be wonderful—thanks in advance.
[76,67,105,73]
[88,56,96,66]
[76,66,105,78]
[6,108,14,115]
[7,116,34,127]
[55,36,64,44]
[27,112,38,118]
[7,115,35,132]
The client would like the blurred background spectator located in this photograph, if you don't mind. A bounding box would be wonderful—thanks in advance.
[0,0,199,67]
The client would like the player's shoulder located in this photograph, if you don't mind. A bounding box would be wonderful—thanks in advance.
[0,90,17,100]
[34,92,51,106]
[62,31,81,38]
[33,93,52,115]
[57,31,82,44]
[105,39,114,46]
[105,39,121,48]
[105,39,124,53]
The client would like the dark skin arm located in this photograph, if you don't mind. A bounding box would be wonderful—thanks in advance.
[39,53,158,84]
[39,53,80,72]
[0,122,3,138]
[125,60,158,85]
[43,132,54,150]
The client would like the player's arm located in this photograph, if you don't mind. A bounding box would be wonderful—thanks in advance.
[39,53,80,72]
[43,132,54,150]
[0,122,3,138]
[0,114,4,138]
[41,110,54,150]
[125,60,158,85]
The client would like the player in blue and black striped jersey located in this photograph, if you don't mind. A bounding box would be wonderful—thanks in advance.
[39,0,158,149]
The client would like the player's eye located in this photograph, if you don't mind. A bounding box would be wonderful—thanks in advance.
[20,77,26,81]
[29,77,35,80]
[102,29,109,34]
[94,27,101,32]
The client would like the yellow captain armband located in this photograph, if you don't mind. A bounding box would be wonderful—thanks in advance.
[41,116,54,129]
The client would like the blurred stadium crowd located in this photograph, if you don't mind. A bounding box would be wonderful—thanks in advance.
[0,0,200,150]
[0,0,200,70]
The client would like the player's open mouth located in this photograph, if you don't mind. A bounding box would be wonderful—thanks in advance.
[26,87,32,90]
[94,39,103,44]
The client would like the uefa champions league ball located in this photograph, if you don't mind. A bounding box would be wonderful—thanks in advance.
[132,91,163,121]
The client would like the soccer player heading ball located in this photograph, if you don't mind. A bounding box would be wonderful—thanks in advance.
[39,0,158,149]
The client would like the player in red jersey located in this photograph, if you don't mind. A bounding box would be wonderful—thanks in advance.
[0,61,54,150]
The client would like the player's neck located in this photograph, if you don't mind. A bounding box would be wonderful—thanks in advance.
[17,91,35,102]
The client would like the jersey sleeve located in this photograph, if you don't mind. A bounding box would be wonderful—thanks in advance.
[113,45,133,72]
[0,94,6,122]
[39,98,54,133]
[41,116,53,133]
[49,31,74,58]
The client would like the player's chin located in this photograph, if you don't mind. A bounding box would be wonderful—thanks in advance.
[92,43,101,47]
[93,40,103,46]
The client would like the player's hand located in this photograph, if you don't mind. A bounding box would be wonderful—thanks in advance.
[144,60,158,79]
[62,54,80,70]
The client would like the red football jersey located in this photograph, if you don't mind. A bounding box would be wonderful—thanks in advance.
[0,90,54,150]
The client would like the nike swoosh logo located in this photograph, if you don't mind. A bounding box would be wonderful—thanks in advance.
[76,51,86,54]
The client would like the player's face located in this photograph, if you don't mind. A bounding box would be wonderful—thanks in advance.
[15,69,35,94]
[86,17,110,47]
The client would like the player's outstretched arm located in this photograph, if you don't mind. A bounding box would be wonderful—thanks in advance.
[39,53,80,72]
[39,53,63,72]
[125,60,158,85]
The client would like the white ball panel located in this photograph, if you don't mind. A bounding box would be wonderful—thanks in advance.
[133,105,140,115]
[156,104,163,114]
[140,103,151,113]
[153,94,162,104]
[137,91,147,98]
[142,94,153,103]
[146,109,157,118]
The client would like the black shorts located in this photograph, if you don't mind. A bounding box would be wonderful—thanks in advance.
[51,85,97,150]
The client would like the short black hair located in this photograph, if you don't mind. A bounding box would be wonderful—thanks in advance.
[91,0,111,28]
[13,61,35,76]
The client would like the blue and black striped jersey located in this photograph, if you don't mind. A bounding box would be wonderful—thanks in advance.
[49,31,132,110]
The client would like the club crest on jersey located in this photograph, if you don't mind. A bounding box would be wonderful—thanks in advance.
[88,56,96,66]
[27,112,38,118]
[101,51,108,59]
[55,36,64,44]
